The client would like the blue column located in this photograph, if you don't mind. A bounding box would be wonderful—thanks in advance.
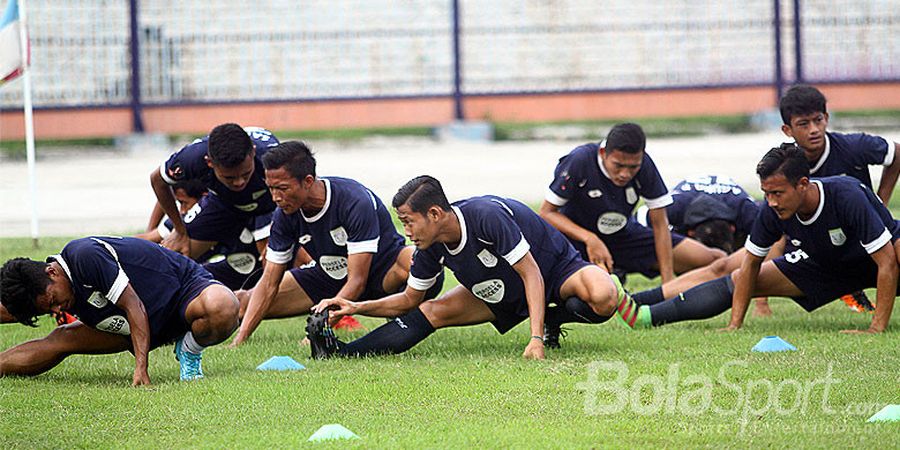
[792,0,803,83]
[451,0,464,121]
[773,0,784,104]
[129,0,144,132]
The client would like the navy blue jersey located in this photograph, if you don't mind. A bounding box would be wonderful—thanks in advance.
[48,237,213,337]
[546,143,673,238]
[159,127,280,215]
[808,132,893,188]
[266,177,405,282]
[407,196,583,307]
[667,175,759,236]
[745,176,900,270]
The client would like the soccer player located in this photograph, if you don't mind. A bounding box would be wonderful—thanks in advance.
[305,175,643,359]
[230,142,441,346]
[632,144,899,333]
[0,237,239,385]
[780,84,900,205]
[150,123,279,259]
[539,123,725,285]
[139,182,265,292]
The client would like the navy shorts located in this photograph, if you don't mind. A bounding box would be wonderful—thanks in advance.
[183,194,271,243]
[203,255,263,291]
[486,253,591,334]
[151,264,220,348]
[572,222,686,278]
[772,250,899,312]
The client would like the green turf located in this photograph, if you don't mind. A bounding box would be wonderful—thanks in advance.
[1,235,898,448]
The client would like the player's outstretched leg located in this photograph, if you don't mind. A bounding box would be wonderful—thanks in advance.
[179,284,240,380]
[0,321,130,377]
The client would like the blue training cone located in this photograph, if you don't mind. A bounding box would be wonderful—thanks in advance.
[751,336,797,353]
[867,405,900,423]
[308,424,360,442]
[256,356,306,371]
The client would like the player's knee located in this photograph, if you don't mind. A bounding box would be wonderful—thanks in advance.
[204,289,240,336]
[417,300,448,329]
[709,257,732,277]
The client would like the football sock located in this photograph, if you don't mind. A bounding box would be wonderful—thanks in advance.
[339,307,435,357]
[632,286,665,305]
[648,275,734,326]
[181,331,205,354]
[550,297,612,324]
[612,274,641,328]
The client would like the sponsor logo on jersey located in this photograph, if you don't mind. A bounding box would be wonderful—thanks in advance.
[234,203,258,212]
[251,189,267,200]
[588,189,603,198]
[239,228,254,244]
[477,249,498,268]
[330,227,348,246]
[96,315,130,335]
[790,239,802,247]
[829,228,847,246]
[472,279,505,303]
[597,212,628,235]
[227,253,258,275]
[167,165,184,181]
[319,255,348,280]
[87,292,109,309]
[625,187,638,205]
[298,234,312,245]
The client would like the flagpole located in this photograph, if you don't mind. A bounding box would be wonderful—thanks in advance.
[17,0,38,248]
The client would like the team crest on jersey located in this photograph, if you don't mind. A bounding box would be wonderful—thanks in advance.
[330,227,348,246]
[829,228,847,246]
[597,212,627,235]
[588,189,603,198]
[239,228,254,244]
[477,249,498,268]
[87,292,109,309]
[472,279,505,303]
[251,189,267,200]
[227,253,257,275]
[234,203,258,212]
[96,315,130,335]
[319,255,348,279]
[625,187,638,205]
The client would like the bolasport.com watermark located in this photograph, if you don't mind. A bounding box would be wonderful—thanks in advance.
[575,360,881,432]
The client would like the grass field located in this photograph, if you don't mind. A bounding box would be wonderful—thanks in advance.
[1,234,898,448]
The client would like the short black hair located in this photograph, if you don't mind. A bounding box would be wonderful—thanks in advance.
[173,179,207,199]
[207,123,254,167]
[692,219,736,254]
[604,123,646,154]
[262,141,316,181]
[0,258,50,327]
[756,143,810,185]
[392,175,452,214]
[779,84,827,125]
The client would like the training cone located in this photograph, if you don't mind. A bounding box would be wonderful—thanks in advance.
[751,336,797,353]
[867,405,900,423]
[256,356,306,371]
[333,315,365,331]
[308,424,360,442]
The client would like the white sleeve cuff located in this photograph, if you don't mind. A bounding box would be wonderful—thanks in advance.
[407,274,437,291]
[252,223,271,241]
[157,219,172,239]
[266,246,295,264]
[107,270,130,304]
[645,193,674,209]
[502,236,530,265]
[544,189,569,207]
[745,239,771,258]
[862,228,892,254]
[881,137,895,166]
[635,205,650,227]
[159,160,177,185]
[347,238,379,254]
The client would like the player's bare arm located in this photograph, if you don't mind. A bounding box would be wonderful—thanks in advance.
[844,241,898,334]
[314,286,427,321]
[876,142,900,204]
[231,261,286,346]
[512,252,546,360]
[116,284,152,386]
[648,207,676,283]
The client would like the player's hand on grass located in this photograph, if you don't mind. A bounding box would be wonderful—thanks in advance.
[585,235,614,272]
[717,323,741,332]
[522,338,545,360]
[132,369,151,387]
[313,297,357,325]
[161,229,191,256]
